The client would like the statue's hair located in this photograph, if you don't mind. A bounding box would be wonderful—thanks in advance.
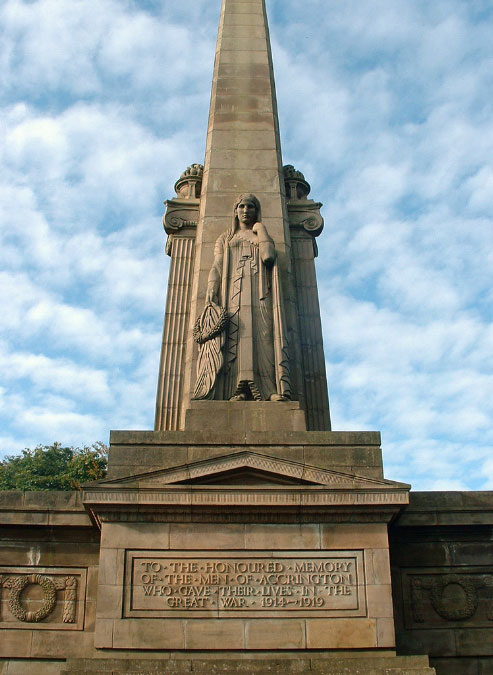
[229,194,261,237]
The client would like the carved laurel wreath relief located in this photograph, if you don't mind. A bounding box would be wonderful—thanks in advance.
[0,573,78,623]
[411,573,493,623]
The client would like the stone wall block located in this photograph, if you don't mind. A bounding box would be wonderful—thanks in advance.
[208,111,276,133]
[366,584,394,618]
[95,585,123,619]
[365,547,392,585]
[219,50,269,65]
[184,619,245,649]
[187,444,247,464]
[244,523,320,549]
[450,542,493,566]
[396,628,457,656]
[321,523,389,550]
[376,617,396,648]
[306,618,376,649]
[112,618,185,650]
[207,129,277,151]
[223,13,265,26]
[169,524,245,549]
[101,523,170,550]
[389,541,451,567]
[430,657,481,675]
[0,630,33,658]
[218,37,267,51]
[217,24,266,39]
[107,445,188,468]
[97,547,119,586]
[93,618,114,649]
[208,149,279,170]
[30,630,94,658]
[456,629,493,656]
[214,76,274,98]
[245,619,306,649]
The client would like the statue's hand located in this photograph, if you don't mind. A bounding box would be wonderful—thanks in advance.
[206,286,217,304]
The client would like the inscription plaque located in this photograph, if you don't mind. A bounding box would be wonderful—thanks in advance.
[124,550,366,618]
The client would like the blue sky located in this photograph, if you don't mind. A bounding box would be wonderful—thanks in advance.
[0,0,491,490]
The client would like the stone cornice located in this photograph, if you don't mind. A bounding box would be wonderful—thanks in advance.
[0,482,409,529]
[83,484,409,528]
[392,491,493,527]
[0,491,92,527]
[109,429,382,446]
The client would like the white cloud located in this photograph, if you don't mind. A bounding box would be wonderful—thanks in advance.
[466,166,493,213]
[0,348,110,401]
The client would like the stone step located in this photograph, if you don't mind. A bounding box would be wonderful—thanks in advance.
[63,671,435,675]
[61,656,436,675]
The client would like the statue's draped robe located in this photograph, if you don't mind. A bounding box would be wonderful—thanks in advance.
[213,229,291,400]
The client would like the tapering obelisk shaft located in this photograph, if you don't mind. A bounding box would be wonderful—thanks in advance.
[155,0,331,431]
[180,0,297,417]
[200,0,288,244]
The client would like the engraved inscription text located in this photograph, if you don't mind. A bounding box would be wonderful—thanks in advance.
[126,552,364,617]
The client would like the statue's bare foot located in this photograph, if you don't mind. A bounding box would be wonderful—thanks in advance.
[269,393,288,402]
[230,393,246,401]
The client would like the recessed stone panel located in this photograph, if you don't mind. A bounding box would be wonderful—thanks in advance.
[0,566,86,630]
[401,566,493,629]
[123,550,366,619]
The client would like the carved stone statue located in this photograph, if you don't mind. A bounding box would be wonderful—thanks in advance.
[193,194,291,402]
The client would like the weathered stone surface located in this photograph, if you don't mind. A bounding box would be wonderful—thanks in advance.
[306,618,377,649]
[185,401,306,432]
[58,656,435,675]
[430,657,481,675]
[395,491,493,527]
[185,620,245,650]
[244,523,320,549]
[4,0,488,671]
[0,659,64,674]
[125,551,364,619]
[106,429,384,481]
[152,0,331,432]
[0,566,86,630]
[86,440,404,650]
[0,490,91,527]
[390,491,493,673]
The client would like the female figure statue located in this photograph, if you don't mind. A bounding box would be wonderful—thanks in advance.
[194,194,291,401]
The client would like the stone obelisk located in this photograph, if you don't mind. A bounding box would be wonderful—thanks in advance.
[155,0,331,432]
[82,2,434,670]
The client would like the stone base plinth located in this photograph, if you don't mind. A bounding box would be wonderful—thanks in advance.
[106,429,385,481]
[185,400,307,432]
[83,429,410,656]
[61,655,435,674]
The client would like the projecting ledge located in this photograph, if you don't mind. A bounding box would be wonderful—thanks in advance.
[109,428,382,446]
[0,490,93,527]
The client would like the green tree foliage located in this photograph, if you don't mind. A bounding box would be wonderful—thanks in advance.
[0,442,108,491]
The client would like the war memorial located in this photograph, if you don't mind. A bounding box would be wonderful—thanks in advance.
[1,1,492,673]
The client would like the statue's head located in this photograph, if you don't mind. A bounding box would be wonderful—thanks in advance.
[233,193,261,229]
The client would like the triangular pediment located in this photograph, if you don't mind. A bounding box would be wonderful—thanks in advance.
[92,451,409,491]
